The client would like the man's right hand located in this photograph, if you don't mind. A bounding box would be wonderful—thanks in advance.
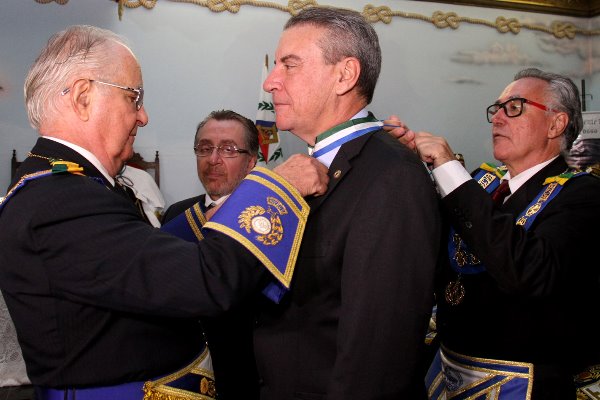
[410,132,457,169]
[383,115,456,169]
[273,154,329,197]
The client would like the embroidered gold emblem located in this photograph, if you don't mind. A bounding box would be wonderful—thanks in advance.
[452,234,481,267]
[445,279,465,306]
[516,181,560,226]
[251,216,271,234]
[200,376,217,397]
[477,172,496,190]
[525,203,541,216]
[238,196,287,246]
[447,233,480,306]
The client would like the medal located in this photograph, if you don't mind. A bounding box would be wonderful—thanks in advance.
[445,277,465,305]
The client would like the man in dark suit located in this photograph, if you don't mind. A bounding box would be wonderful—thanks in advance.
[162,110,258,221]
[255,7,441,399]
[0,25,327,400]
[162,110,260,400]
[392,68,600,398]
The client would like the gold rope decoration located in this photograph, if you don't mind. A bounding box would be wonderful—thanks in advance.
[105,0,600,38]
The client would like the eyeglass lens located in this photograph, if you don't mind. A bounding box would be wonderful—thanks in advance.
[134,88,144,111]
[61,80,143,110]
[92,80,143,110]
[487,98,524,122]
[195,145,245,158]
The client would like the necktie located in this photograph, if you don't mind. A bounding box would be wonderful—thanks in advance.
[491,180,511,207]
[206,202,216,211]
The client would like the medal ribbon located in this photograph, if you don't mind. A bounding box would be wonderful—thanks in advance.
[311,115,383,167]
[1,158,89,213]
[515,169,587,229]
[0,170,54,212]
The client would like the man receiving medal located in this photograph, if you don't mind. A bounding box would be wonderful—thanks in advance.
[253,7,441,399]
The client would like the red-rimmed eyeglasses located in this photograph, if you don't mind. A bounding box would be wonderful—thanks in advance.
[486,97,557,123]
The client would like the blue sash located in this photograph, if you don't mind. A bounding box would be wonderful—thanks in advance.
[448,164,587,277]
[162,202,207,242]
[37,381,148,400]
[515,170,588,229]
[426,347,533,399]
[1,160,101,214]
[161,167,309,303]
[37,349,214,400]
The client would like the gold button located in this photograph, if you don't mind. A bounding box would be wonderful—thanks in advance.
[333,170,342,179]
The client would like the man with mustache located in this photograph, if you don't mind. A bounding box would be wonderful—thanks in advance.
[162,109,260,400]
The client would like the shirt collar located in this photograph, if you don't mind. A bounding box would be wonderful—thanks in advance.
[42,136,115,186]
[205,194,229,208]
[307,108,370,156]
[503,156,558,194]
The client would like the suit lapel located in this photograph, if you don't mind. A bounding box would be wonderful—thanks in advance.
[307,130,375,214]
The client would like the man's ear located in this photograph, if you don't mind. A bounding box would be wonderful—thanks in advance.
[69,79,93,122]
[335,57,360,96]
[548,112,568,139]
[249,155,258,169]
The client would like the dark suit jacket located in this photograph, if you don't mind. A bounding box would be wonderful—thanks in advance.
[162,195,206,223]
[437,157,600,398]
[254,129,442,400]
[0,138,266,387]
[163,194,260,400]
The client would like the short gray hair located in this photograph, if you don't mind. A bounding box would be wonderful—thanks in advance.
[284,7,381,104]
[24,25,132,130]
[514,68,582,152]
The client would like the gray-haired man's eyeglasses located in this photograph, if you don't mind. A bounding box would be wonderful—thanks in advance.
[61,79,144,111]
[486,97,556,123]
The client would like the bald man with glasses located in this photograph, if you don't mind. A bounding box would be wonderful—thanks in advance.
[388,68,600,399]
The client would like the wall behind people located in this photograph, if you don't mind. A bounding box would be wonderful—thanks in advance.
[0,0,597,206]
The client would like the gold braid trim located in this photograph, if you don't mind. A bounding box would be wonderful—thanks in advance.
[583,163,600,178]
[143,347,216,400]
[109,0,598,38]
[33,0,595,38]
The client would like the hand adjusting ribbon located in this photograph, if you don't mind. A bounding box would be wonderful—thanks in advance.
[161,167,310,303]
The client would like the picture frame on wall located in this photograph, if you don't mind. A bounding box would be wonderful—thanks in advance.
[415,0,599,18]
